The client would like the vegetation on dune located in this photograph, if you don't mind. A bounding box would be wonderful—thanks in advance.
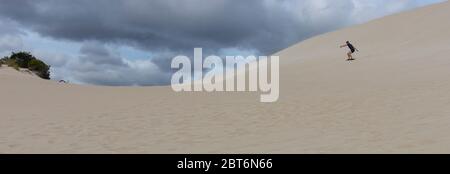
[1,57,20,71]
[0,52,51,80]
[10,52,37,68]
[28,59,51,80]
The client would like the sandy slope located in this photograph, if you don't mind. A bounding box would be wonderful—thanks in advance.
[2,1,450,153]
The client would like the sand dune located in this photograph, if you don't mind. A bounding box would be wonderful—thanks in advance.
[2,1,450,153]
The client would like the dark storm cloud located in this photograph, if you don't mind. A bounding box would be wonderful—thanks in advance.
[79,42,126,67]
[64,42,169,86]
[0,0,353,54]
[0,0,439,85]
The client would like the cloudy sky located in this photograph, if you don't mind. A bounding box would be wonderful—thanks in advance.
[0,0,444,86]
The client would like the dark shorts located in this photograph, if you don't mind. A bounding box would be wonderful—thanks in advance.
[350,49,355,53]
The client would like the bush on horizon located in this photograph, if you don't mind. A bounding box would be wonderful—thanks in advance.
[2,58,20,71]
[28,59,51,79]
[1,52,51,79]
[10,52,37,68]
[0,56,6,67]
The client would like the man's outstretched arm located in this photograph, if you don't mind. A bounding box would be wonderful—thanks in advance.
[340,44,347,48]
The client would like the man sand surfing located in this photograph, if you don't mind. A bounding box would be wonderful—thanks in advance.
[340,41,359,61]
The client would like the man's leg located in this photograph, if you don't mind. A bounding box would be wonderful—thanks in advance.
[347,52,352,60]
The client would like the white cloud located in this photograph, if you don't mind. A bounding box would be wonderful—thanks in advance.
[0,35,23,54]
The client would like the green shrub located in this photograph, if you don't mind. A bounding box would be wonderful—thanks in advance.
[4,58,20,71]
[2,52,51,79]
[28,59,51,79]
[10,52,36,68]
[0,56,5,67]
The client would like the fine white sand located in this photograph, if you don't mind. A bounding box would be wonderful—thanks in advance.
[1,1,450,154]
